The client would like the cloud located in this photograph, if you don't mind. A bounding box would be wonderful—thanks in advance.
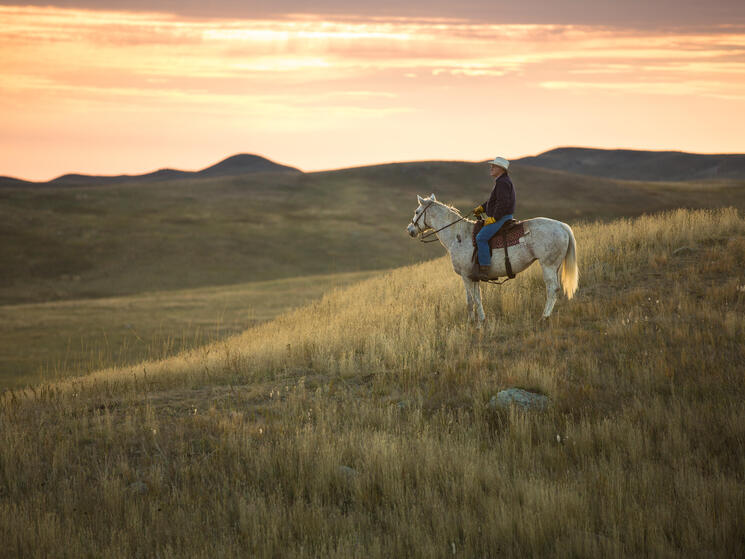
[3,6,744,104]
[1,0,744,26]
[540,80,745,100]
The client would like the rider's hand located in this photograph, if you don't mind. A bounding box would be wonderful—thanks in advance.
[473,205,484,216]
[484,216,496,225]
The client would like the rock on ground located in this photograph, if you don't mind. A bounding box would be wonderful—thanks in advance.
[490,388,548,410]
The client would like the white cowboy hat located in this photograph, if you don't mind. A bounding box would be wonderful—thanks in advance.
[489,156,510,170]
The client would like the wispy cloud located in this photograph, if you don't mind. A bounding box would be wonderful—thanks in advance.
[3,8,744,92]
[2,0,745,26]
[540,80,745,100]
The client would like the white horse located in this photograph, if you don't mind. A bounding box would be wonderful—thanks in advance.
[407,193,578,324]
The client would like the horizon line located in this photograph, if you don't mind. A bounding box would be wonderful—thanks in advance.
[5,145,745,183]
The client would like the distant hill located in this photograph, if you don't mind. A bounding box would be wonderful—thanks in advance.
[2,156,745,306]
[0,176,28,188]
[0,153,300,188]
[515,147,745,182]
[7,147,745,187]
[197,154,300,178]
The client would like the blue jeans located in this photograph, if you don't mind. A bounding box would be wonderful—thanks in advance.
[476,214,513,266]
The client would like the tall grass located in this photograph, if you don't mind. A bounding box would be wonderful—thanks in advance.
[1,208,744,557]
[0,270,377,387]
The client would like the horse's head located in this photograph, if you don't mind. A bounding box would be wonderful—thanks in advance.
[407,193,436,237]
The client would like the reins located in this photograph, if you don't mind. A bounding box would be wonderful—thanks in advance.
[413,202,474,243]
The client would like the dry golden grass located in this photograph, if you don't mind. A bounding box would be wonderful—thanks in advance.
[1,208,744,557]
[0,270,377,387]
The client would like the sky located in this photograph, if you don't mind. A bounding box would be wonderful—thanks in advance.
[2,1,745,180]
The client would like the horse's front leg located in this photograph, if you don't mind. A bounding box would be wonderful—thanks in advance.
[472,280,486,324]
[462,276,485,326]
[461,276,476,323]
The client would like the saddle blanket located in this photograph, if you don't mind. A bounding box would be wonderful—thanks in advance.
[472,221,528,252]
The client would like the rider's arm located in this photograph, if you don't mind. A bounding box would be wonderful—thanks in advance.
[475,194,491,215]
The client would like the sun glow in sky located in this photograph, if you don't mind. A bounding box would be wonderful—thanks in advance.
[2,5,745,180]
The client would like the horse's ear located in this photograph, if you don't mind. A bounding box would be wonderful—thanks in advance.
[429,193,436,201]
[417,194,424,204]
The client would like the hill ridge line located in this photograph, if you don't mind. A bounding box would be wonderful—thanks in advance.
[4,147,745,186]
[0,153,301,186]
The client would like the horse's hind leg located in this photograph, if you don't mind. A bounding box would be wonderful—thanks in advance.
[540,261,561,319]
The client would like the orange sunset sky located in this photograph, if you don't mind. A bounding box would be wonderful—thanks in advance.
[1,1,745,181]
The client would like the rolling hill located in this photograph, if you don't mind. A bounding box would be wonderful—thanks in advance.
[7,146,745,188]
[2,157,745,306]
[2,151,745,385]
[0,270,380,388]
[0,153,300,188]
[516,147,745,181]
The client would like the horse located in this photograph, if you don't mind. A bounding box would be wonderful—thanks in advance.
[406,193,578,324]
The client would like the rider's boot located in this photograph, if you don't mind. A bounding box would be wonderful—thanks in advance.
[478,265,491,281]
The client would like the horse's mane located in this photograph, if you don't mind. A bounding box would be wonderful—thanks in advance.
[433,200,476,223]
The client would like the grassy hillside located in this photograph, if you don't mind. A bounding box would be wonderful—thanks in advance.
[2,161,745,305]
[2,208,743,557]
[0,270,378,388]
[517,147,745,181]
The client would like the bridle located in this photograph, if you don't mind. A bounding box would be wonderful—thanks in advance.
[410,201,473,243]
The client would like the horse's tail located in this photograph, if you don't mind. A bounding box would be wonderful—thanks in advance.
[560,223,579,299]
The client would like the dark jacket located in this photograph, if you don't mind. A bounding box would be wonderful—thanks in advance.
[481,173,515,218]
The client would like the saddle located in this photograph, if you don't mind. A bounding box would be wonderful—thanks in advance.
[471,219,526,280]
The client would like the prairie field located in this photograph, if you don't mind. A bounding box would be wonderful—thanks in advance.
[0,270,377,388]
[1,208,744,557]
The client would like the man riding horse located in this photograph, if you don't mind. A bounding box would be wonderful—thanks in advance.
[473,156,515,281]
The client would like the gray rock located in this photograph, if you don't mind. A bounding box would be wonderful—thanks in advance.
[489,388,548,410]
